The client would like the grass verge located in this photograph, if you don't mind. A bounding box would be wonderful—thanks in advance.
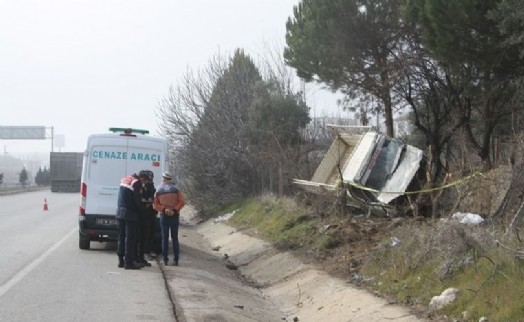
[216,195,524,321]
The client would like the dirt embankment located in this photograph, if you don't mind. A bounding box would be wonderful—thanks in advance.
[164,206,426,322]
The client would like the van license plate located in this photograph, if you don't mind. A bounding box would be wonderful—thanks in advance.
[96,218,117,225]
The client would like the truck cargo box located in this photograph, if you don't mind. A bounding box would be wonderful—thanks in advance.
[50,152,83,192]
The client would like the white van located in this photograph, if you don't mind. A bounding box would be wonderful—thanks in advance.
[78,127,169,249]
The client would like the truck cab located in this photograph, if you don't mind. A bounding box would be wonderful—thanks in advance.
[294,126,425,216]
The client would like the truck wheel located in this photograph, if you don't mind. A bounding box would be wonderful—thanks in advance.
[79,235,90,250]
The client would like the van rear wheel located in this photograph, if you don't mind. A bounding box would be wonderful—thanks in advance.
[79,234,90,250]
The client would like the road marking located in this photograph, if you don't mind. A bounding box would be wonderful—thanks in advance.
[0,227,77,298]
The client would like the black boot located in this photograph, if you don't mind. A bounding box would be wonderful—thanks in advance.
[139,258,152,267]
[132,260,145,268]
[124,263,142,270]
[118,257,124,268]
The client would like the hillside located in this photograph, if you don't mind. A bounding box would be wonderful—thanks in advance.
[220,166,524,322]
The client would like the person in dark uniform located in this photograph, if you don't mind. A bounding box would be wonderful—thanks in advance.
[143,170,158,260]
[136,170,155,266]
[116,173,143,270]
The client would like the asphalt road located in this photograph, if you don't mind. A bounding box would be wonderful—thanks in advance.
[0,190,174,322]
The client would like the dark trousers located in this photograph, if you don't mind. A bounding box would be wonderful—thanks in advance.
[137,214,152,259]
[147,213,157,253]
[160,214,180,262]
[117,219,137,265]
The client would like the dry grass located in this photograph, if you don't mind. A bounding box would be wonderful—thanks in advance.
[217,176,524,321]
[361,219,524,321]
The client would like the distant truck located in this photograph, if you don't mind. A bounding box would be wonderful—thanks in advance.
[50,152,83,192]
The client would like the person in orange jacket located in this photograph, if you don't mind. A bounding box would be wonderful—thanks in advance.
[153,171,185,266]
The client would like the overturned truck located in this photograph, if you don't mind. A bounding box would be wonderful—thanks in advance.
[294,125,425,216]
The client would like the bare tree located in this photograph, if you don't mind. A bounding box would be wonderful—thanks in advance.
[156,54,228,209]
[157,50,265,210]
[157,46,347,212]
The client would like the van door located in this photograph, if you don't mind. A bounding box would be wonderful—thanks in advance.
[125,141,165,183]
[83,135,167,216]
[84,139,129,215]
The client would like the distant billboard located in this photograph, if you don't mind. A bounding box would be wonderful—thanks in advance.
[0,126,46,140]
[54,134,65,148]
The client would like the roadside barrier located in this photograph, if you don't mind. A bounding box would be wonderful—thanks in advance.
[0,186,50,196]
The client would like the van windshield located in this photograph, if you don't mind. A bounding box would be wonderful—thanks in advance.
[364,139,405,190]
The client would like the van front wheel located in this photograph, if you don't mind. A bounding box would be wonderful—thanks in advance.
[79,234,90,250]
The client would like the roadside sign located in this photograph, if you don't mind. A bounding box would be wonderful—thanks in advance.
[0,126,46,140]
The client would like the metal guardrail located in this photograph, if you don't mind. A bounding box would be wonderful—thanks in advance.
[0,185,50,196]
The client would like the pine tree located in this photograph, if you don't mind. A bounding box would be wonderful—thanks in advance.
[19,167,28,186]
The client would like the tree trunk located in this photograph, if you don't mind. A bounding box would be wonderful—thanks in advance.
[383,93,394,138]
[378,60,394,138]
[278,161,283,197]
[269,167,274,194]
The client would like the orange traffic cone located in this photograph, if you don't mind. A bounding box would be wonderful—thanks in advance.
[43,198,49,211]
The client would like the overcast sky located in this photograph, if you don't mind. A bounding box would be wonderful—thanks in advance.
[0,0,343,157]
